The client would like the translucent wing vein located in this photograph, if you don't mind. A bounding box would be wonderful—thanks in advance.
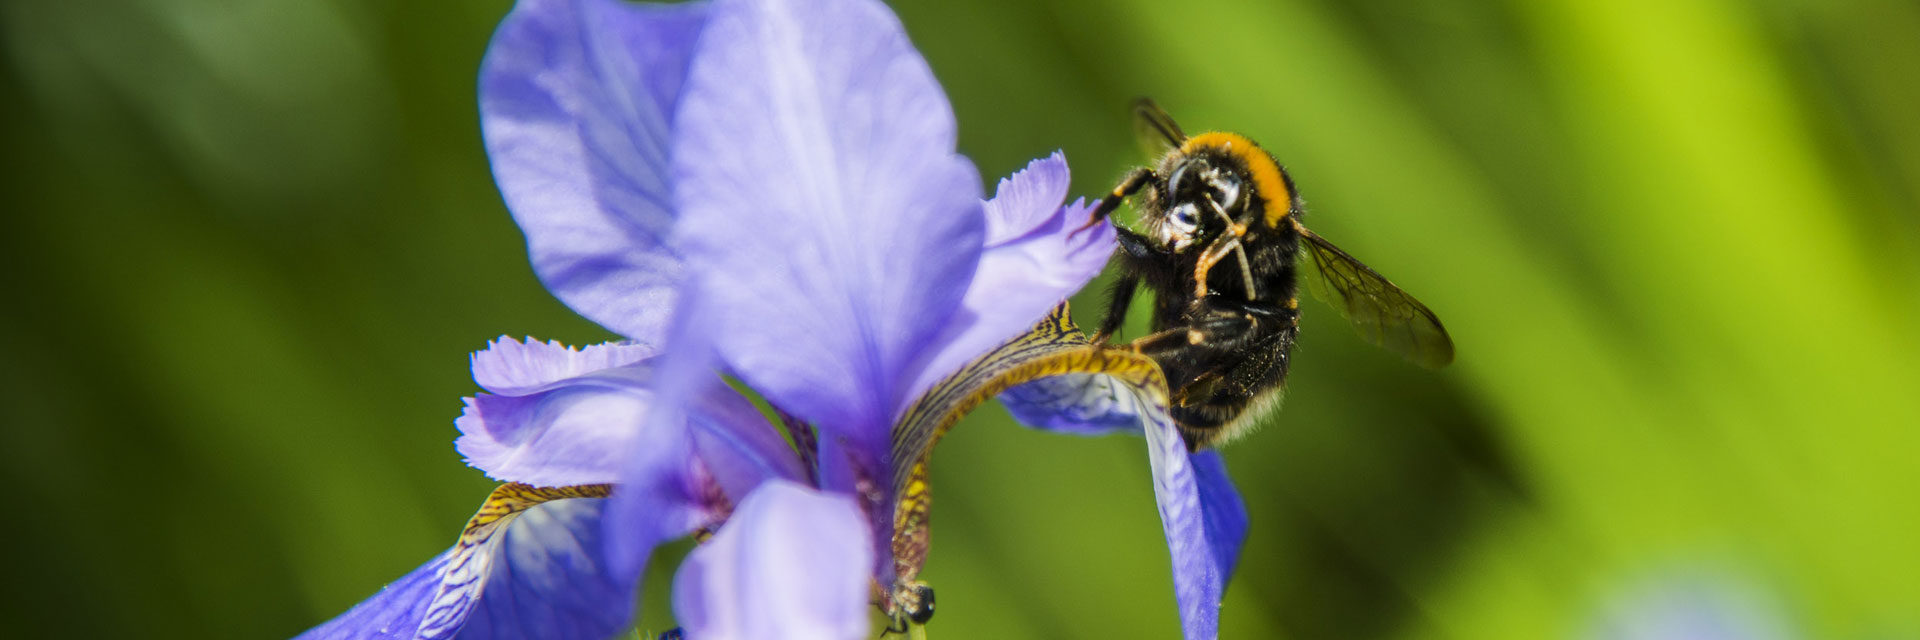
[1299,228,1454,369]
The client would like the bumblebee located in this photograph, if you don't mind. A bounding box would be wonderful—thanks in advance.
[1085,99,1454,450]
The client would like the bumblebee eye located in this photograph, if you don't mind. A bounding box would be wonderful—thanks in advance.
[1169,204,1200,232]
[1166,163,1191,198]
[1208,172,1242,211]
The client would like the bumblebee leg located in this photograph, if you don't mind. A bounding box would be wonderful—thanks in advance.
[1131,304,1287,392]
[1171,371,1224,406]
[1097,226,1180,344]
[1190,237,1260,301]
[1075,168,1155,232]
[1093,272,1138,344]
[1131,300,1281,354]
[1191,236,1242,298]
[1139,327,1250,393]
[1195,197,1259,299]
[1139,312,1257,356]
[1128,325,1208,355]
[1113,225,1159,260]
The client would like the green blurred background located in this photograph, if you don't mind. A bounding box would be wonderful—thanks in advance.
[3,0,1917,637]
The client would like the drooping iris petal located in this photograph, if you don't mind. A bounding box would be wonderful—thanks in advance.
[297,491,636,640]
[480,0,710,343]
[296,554,451,640]
[437,498,630,640]
[903,153,1115,406]
[1138,403,1236,640]
[672,480,874,640]
[999,370,1248,640]
[1191,450,1248,587]
[1000,371,1152,436]
[669,0,984,445]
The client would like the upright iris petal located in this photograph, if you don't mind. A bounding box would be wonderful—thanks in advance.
[671,0,987,446]
[923,152,1113,402]
[664,0,1121,589]
[480,0,707,344]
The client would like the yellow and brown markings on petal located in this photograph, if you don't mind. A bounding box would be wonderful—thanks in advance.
[889,460,933,582]
[420,483,613,638]
[457,483,612,540]
[886,303,1168,585]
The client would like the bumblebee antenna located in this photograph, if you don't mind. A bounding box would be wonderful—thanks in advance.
[1231,242,1256,298]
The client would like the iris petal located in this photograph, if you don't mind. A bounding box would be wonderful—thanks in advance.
[1191,450,1248,593]
[439,497,630,640]
[1138,404,1239,640]
[892,303,1245,639]
[669,0,983,447]
[457,334,799,489]
[469,337,654,396]
[982,152,1075,244]
[999,369,1249,640]
[296,554,451,640]
[903,153,1116,413]
[480,0,710,343]
[456,365,654,487]
[603,284,806,582]
[297,490,638,640]
[1000,371,1151,436]
[455,334,668,488]
[672,480,873,640]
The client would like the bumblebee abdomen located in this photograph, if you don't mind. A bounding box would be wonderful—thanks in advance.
[1171,318,1299,449]
[1175,387,1290,450]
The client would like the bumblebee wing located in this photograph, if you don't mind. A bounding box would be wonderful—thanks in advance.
[1132,97,1187,158]
[1298,228,1455,368]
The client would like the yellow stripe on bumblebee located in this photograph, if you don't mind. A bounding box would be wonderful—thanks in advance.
[1180,132,1292,227]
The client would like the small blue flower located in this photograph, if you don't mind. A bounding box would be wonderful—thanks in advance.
[299,0,1246,637]
[1586,569,1799,640]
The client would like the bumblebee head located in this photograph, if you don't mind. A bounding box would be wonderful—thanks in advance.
[1149,132,1294,254]
[1154,150,1248,253]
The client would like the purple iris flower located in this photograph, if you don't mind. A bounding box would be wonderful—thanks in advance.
[297,0,1246,638]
